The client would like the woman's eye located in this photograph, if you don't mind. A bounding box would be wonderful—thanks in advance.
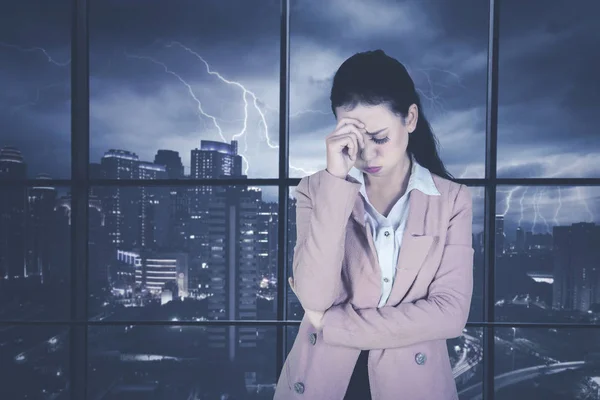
[370,136,390,145]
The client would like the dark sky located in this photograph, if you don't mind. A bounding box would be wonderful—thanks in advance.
[0,0,598,234]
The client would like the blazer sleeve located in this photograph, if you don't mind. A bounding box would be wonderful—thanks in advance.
[321,183,474,349]
[292,170,361,311]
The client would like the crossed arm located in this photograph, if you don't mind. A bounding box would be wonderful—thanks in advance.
[291,171,474,350]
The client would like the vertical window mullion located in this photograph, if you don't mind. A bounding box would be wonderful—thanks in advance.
[70,0,90,398]
[276,0,291,382]
[484,0,500,398]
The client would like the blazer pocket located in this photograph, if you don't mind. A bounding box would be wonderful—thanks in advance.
[396,234,437,271]
[391,235,438,304]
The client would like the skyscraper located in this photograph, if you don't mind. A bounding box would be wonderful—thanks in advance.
[188,140,242,293]
[0,146,27,279]
[100,150,141,249]
[516,227,525,252]
[495,215,505,256]
[206,184,261,363]
[553,222,600,312]
[154,150,188,251]
[139,161,168,249]
[26,174,57,282]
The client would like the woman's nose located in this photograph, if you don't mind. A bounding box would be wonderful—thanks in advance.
[360,143,376,161]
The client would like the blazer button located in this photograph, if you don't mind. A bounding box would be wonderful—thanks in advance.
[415,352,427,365]
[294,382,305,394]
[384,231,390,237]
[309,332,317,345]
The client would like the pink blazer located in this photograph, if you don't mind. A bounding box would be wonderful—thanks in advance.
[274,169,474,400]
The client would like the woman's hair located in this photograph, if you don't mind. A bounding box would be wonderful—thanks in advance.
[330,49,454,181]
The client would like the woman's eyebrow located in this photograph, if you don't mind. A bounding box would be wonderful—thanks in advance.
[364,127,388,136]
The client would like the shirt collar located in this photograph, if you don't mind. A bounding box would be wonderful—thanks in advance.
[347,154,441,197]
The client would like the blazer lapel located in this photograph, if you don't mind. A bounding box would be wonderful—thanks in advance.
[348,178,437,305]
[350,194,380,278]
[388,190,435,304]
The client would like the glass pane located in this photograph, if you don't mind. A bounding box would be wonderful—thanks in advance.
[0,185,70,320]
[90,0,281,179]
[285,326,484,399]
[0,325,69,398]
[0,1,71,178]
[470,187,485,321]
[494,327,600,399]
[88,325,276,399]
[289,0,488,179]
[498,1,600,178]
[287,185,485,322]
[495,186,600,323]
[88,185,279,322]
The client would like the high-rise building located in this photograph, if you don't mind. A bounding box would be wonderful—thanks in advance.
[188,140,242,295]
[495,215,505,256]
[190,140,242,181]
[553,222,600,312]
[154,150,188,251]
[206,184,261,362]
[26,174,57,282]
[256,201,278,278]
[100,150,141,249]
[516,227,525,252]
[134,251,189,298]
[188,140,261,361]
[139,162,168,249]
[0,146,27,279]
[154,149,184,178]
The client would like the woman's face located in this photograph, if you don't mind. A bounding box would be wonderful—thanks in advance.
[334,102,418,176]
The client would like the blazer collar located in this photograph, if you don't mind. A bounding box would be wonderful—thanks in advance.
[347,154,440,198]
[347,155,440,229]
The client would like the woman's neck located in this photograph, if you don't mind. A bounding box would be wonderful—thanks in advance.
[365,155,412,200]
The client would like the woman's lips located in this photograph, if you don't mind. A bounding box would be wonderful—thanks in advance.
[364,166,382,173]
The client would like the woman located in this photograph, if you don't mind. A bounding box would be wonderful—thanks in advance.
[274,50,474,400]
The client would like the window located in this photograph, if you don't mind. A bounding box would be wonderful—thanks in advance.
[1,0,598,399]
[89,0,281,180]
[497,0,600,179]
[0,0,71,179]
[289,0,488,179]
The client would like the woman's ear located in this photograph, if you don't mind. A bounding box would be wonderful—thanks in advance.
[405,104,419,133]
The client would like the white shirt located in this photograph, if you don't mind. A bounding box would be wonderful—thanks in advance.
[347,156,441,308]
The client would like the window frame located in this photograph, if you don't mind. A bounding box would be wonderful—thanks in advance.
[0,0,598,399]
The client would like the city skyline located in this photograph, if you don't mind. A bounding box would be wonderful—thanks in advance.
[2,136,600,399]
[1,0,599,399]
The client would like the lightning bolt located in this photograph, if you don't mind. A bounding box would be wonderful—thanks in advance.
[576,187,594,222]
[518,186,529,227]
[0,42,71,66]
[9,80,67,114]
[1,42,70,113]
[496,154,599,238]
[165,41,274,148]
[458,164,485,180]
[410,66,467,117]
[501,187,520,217]
[553,187,562,227]
[132,41,315,176]
[415,73,448,115]
[531,188,539,234]
[537,188,551,234]
[417,67,467,89]
[124,50,227,143]
[458,165,471,179]
[123,50,265,176]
